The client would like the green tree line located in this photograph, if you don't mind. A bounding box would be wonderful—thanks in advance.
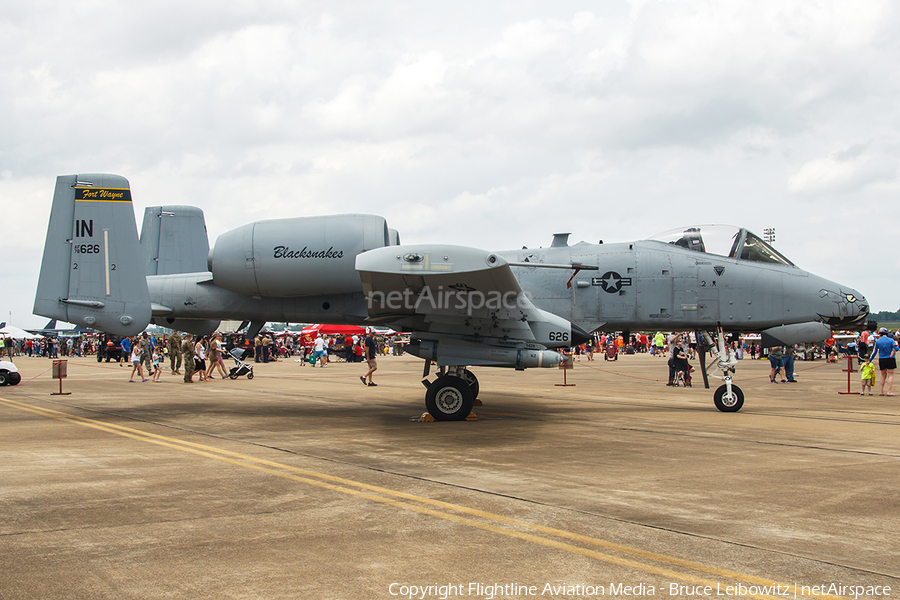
[872,310,900,323]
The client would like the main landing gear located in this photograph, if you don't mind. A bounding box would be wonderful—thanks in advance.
[701,327,743,412]
[422,366,479,421]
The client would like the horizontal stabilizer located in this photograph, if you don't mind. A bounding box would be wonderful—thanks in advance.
[140,206,210,276]
[33,174,151,336]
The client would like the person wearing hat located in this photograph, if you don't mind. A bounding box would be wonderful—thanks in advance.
[868,328,899,396]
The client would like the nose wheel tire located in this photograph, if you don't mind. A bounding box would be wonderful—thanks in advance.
[714,384,744,412]
[425,375,475,421]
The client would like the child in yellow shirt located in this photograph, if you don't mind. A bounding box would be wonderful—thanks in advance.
[860,361,876,396]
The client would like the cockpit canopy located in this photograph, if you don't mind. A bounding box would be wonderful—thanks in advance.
[646,225,794,266]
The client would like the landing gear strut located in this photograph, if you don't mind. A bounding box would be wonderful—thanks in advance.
[702,327,744,412]
[423,366,479,421]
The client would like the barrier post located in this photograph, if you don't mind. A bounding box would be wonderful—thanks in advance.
[51,359,71,396]
[838,355,857,395]
[556,353,575,387]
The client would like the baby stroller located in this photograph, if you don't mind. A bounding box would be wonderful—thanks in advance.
[673,361,693,387]
[604,341,617,361]
[228,347,255,380]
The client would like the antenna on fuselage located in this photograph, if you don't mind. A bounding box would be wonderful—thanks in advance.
[551,233,570,248]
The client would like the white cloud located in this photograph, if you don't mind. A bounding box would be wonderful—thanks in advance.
[788,145,899,195]
[4,0,900,326]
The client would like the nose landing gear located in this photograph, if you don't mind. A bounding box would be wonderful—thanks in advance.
[702,328,744,413]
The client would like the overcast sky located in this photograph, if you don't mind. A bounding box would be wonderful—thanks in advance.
[2,0,897,329]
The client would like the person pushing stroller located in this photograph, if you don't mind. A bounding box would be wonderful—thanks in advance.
[667,333,693,387]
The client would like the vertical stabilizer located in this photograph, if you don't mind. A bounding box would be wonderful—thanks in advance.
[33,174,151,336]
[140,206,210,276]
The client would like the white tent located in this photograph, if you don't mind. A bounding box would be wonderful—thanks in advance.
[0,325,42,339]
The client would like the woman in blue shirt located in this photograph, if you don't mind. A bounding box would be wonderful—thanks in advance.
[868,329,899,396]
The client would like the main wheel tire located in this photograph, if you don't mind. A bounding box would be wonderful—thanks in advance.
[426,375,475,421]
[0,371,8,386]
[714,384,744,412]
[462,369,479,398]
[8,372,21,386]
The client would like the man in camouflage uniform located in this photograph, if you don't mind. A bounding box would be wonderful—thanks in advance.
[168,330,183,374]
[181,334,196,383]
[140,333,153,374]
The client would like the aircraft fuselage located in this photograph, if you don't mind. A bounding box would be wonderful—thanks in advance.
[147,239,866,337]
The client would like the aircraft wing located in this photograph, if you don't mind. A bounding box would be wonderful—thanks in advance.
[356,244,565,343]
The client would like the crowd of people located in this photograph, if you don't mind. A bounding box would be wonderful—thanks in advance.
[8,328,396,386]
[107,330,393,384]
[109,331,231,384]
[574,327,899,392]
[236,331,403,366]
[3,325,897,394]
[0,335,96,359]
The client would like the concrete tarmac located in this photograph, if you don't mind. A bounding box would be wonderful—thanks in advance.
[1,352,898,599]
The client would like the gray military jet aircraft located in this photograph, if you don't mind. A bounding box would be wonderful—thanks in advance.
[26,319,94,337]
[34,174,869,419]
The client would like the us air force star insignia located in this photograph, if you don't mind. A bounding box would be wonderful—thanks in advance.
[594,271,632,293]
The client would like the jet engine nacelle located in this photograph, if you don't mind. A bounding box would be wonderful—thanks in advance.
[208,214,393,297]
[151,318,221,337]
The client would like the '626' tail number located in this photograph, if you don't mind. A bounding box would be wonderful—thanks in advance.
[72,243,116,270]
[548,331,569,343]
[73,244,101,254]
